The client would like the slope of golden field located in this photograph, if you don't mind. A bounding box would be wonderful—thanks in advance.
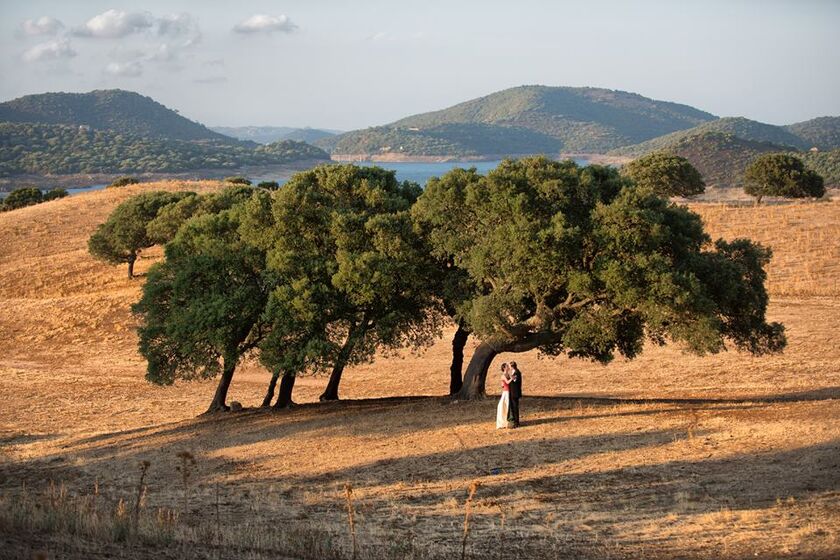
[1,186,839,559]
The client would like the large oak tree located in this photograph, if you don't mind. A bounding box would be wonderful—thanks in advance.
[413,157,786,399]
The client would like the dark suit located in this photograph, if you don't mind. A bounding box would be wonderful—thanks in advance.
[508,369,522,427]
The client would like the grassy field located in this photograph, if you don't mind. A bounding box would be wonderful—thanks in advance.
[1,182,838,559]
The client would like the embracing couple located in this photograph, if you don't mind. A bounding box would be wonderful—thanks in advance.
[496,361,522,429]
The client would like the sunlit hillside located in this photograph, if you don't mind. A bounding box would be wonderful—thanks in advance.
[1,185,838,559]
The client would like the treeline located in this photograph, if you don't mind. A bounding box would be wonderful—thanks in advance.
[0,123,329,177]
[89,158,786,413]
[0,186,67,211]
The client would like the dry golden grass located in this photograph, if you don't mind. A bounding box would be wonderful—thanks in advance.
[1,185,839,559]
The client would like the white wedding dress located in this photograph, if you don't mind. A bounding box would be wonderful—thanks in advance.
[496,379,510,429]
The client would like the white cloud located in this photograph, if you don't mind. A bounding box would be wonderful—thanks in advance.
[233,14,297,34]
[73,10,201,41]
[21,16,64,36]
[74,9,156,38]
[22,38,77,62]
[105,61,143,77]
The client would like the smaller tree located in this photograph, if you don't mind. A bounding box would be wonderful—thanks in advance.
[108,176,140,188]
[43,188,69,201]
[622,152,705,198]
[744,153,825,204]
[257,180,280,190]
[225,176,252,186]
[88,191,193,278]
[2,187,43,211]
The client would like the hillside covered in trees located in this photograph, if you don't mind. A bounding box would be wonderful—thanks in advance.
[611,116,840,189]
[212,125,339,144]
[0,90,330,179]
[0,90,240,144]
[0,122,329,177]
[319,85,717,156]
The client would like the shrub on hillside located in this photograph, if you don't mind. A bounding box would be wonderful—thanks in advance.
[1,187,43,211]
[109,176,140,188]
[43,188,69,201]
[257,180,280,190]
[225,176,252,186]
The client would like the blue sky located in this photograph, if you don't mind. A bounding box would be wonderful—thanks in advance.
[1,0,838,130]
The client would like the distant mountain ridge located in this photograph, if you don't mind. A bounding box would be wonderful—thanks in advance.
[610,117,812,157]
[319,85,718,156]
[212,126,340,145]
[0,89,240,145]
[784,117,840,151]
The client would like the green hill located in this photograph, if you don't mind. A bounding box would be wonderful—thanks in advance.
[0,123,329,177]
[0,90,240,144]
[611,117,809,157]
[785,117,840,150]
[320,85,716,156]
[211,126,340,145]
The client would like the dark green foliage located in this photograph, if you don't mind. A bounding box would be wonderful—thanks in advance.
[0,89,238,143]
[784,117,840,150]
[622,152,705,197]
[241,164,444,400]
[146,186,256,245]
[133,206,271,412]
[413,156,785,398]
[0,123,330,177]
[43,188,68,201]
[256,140,329,160]
[211,126,338,145]
[1,187,43,210]
[109,176,140,188]
[744,154,826,203]
[319,85,715,155]
[88,191,193,277]
[796,149,840,188]
[257,181,280,190]
[224,176,252,185]
[612,117,809,157]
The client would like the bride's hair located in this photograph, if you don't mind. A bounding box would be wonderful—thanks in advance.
[500,363,507,372]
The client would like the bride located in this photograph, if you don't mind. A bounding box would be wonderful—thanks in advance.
[496,362,512,429]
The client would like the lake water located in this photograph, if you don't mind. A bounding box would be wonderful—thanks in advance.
[27,159,588,197]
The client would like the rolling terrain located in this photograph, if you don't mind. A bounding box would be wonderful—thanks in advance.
[319,85,717,157]
[1,182,838,558]
[0,90,331,183]
[212,125,339,145]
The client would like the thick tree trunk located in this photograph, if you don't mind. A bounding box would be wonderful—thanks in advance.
[261,370,280,407]
[320,357,349,402]
[274,373,296,409]
[449,324,469,395]
[455,341,498,400]
[206,354,236,413]
[319,330,359,402]
[127,253,136,279]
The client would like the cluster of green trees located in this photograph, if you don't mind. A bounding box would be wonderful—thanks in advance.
[744,154,825,204]
[0,186,67,212]
[89,158,786,413]
[0,123,329,177]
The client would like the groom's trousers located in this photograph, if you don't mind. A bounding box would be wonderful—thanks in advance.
[508,397,520,427]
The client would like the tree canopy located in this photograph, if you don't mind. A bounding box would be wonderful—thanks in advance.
[240,164,445,401]
[744,153,826,203]
[413,156,786,399]
[133,206,271,413]
[88,191,193,278]
[622,151,705,197]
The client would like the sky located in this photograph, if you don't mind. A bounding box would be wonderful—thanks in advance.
[0,0,838,130]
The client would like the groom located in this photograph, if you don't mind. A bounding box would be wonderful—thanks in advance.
[507,361,522,428]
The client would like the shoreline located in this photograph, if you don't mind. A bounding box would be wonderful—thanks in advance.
[0,159,329,191]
